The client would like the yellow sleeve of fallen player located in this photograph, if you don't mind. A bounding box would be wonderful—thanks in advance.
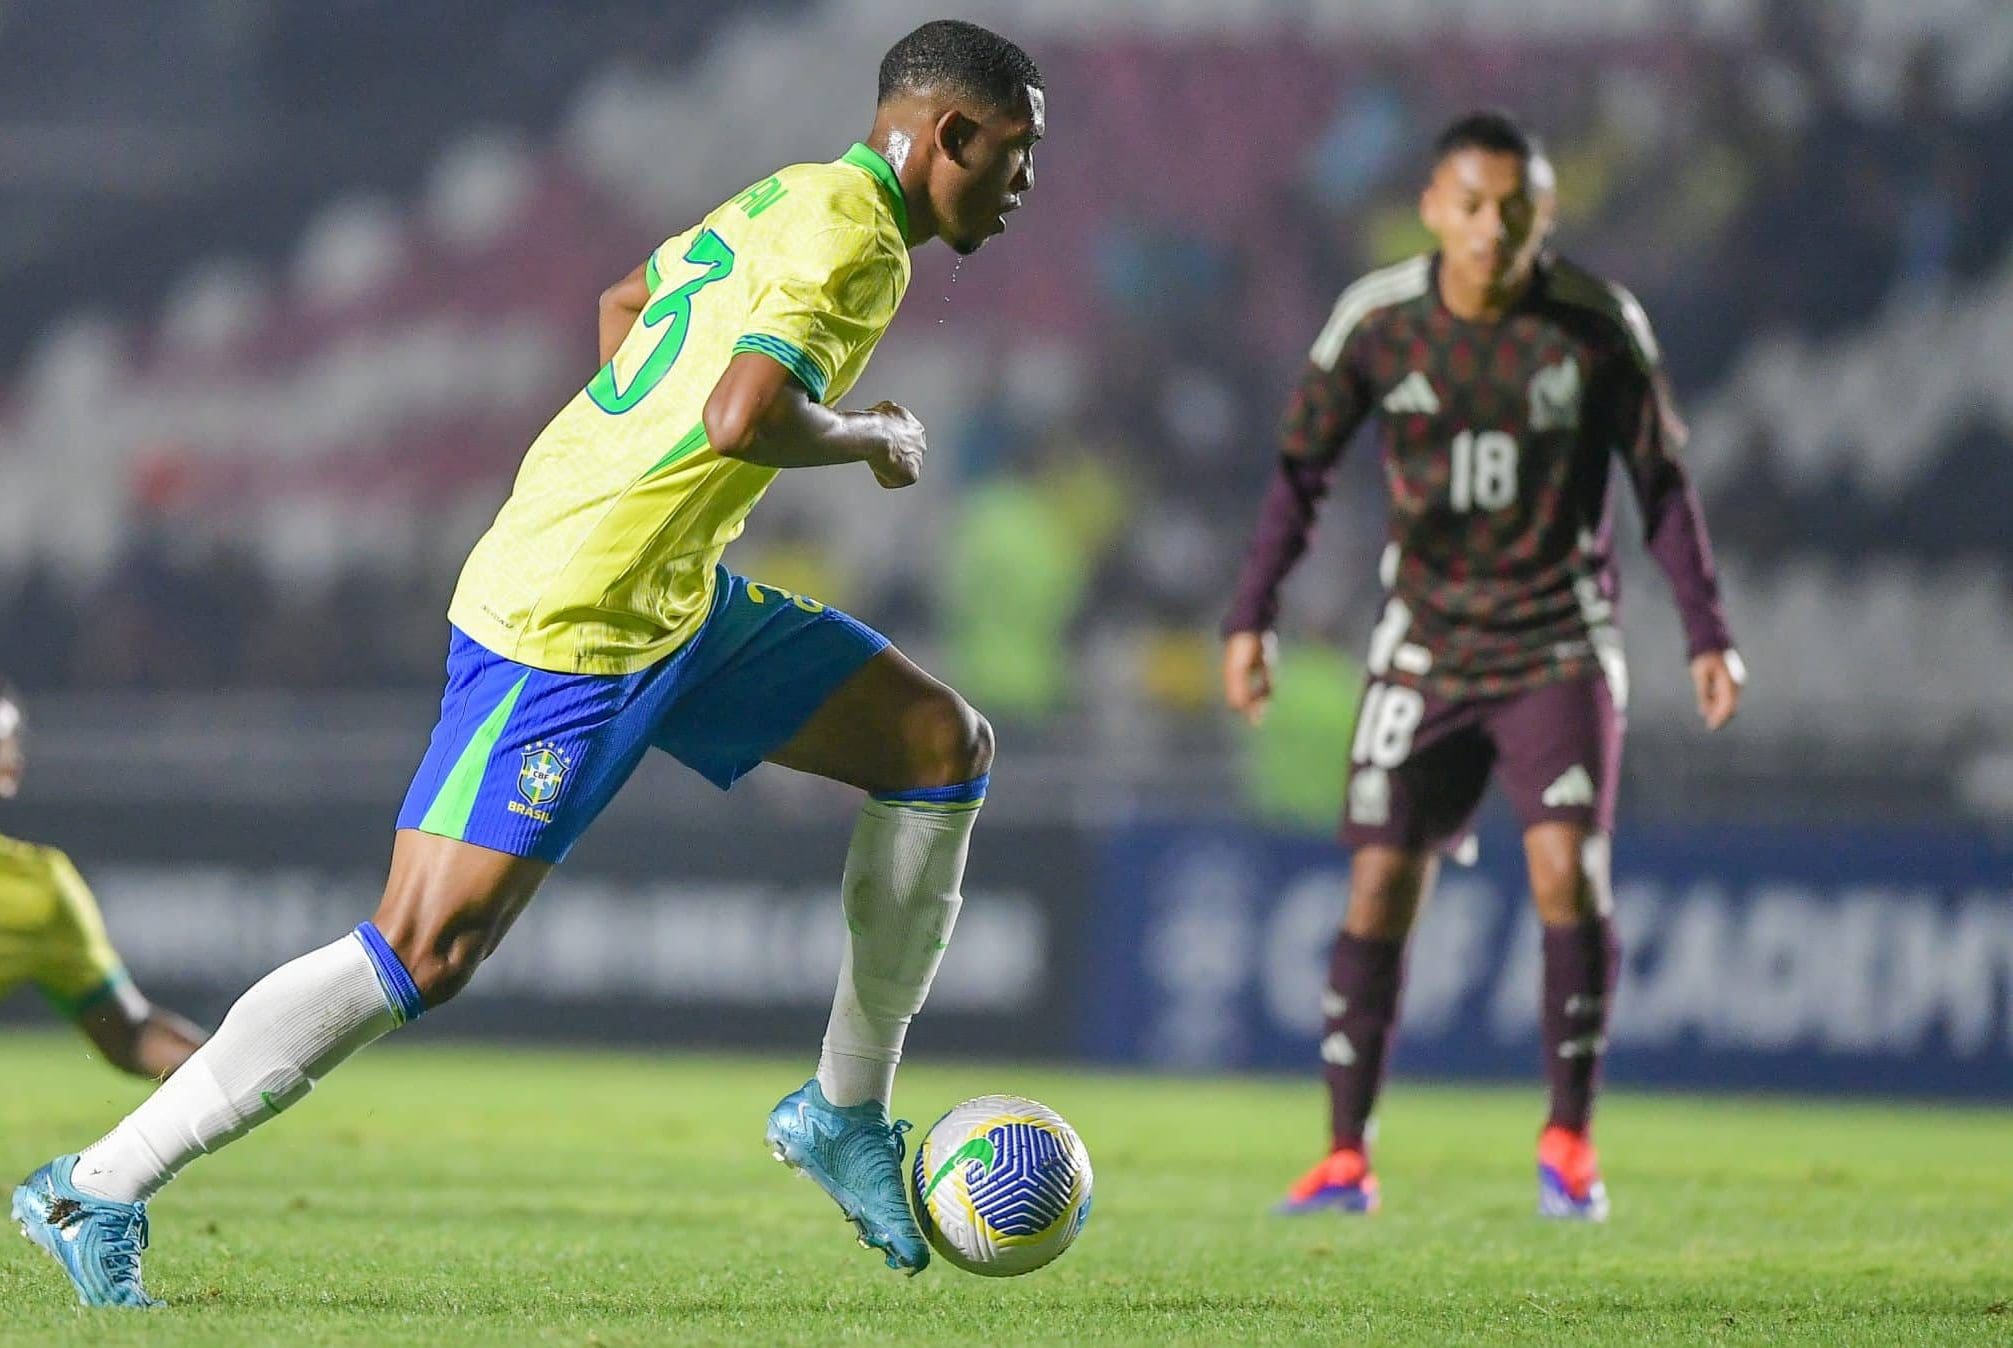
[29,847,130,1017]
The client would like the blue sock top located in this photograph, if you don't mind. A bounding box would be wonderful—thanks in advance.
[354,922,427,1024]
[873,773,988,807]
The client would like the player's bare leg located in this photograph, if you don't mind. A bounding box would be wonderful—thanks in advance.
[767,645,993,794]
[366,831,554,1010]
[760,645,992,1273]
[1525,820,1617,1221]
[15,831,547,1306]
[1342,845,1435,940]
[1280,845,1436,1214]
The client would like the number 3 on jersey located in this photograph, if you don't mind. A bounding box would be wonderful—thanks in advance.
[1450,429,1518,512]
[1353,682,1425,768]
[588,229,737,415]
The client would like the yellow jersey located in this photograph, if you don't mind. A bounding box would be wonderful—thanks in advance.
[448,143,913,673]
[0,833,126,1015]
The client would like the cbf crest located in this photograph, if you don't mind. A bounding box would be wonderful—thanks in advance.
[1527,356,1582,431]
[517,740,573,809]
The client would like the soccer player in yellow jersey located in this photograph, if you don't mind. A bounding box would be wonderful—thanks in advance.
[0,681,204,1079]
[16,20,1043,1305]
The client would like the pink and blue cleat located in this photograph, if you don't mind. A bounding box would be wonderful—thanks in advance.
[1537,1124,1610,1221]
[1276,1146,1381,1215]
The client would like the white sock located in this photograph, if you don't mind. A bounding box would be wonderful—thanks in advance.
[816,794,981,1109]
[72,928,415,1204]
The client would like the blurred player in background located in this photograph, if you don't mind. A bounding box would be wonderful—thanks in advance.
[0,680,205,1079]
[1222,112,1743,1221]
[16,19,1041,1306]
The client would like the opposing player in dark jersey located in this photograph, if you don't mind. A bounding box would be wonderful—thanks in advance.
[1222,112,1744,1221]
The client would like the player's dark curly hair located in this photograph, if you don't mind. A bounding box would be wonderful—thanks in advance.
[1433,110,1538,165]
[878,19,1042,111]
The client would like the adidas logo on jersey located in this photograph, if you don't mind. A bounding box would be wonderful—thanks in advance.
[1381,371,1440,416]
[1541,765,1595,808]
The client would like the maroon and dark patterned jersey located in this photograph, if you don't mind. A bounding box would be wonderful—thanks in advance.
[1225,252,1733,701]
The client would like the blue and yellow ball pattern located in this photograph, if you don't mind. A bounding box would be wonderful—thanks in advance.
[911,1095,1093,1276]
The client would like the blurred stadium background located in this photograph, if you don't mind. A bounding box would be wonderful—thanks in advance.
[2,0,2011,1099]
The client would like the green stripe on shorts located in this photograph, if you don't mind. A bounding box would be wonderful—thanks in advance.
[417,673,529,841]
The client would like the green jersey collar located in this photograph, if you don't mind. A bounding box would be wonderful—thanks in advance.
[842,142,911,242]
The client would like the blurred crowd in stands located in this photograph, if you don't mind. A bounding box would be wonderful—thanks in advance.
[2,0,2010,817]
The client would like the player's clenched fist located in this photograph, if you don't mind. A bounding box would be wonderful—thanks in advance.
[1222,630,1278,727]
[1690,649,1745,731]
[864,400,926,488]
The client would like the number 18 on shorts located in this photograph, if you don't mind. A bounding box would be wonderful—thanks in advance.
[1341,675,1623,852]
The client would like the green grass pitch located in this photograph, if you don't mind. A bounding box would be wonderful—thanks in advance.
[1,1032,2008,1345]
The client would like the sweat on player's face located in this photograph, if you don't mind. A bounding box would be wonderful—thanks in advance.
[931,84,1042,254]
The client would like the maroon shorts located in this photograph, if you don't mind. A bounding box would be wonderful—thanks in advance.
[1340,674,1623,851]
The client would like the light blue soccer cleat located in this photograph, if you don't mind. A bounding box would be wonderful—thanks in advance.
[12,1155,163,1308]
[765,1078,929,1274]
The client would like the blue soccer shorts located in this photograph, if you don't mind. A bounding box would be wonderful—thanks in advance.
[395,568,889,862]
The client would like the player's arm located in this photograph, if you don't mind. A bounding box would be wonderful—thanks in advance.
[703,351,924,487]
[706,226,919,484]
[599,260,651,366]
[31,847,207,1078]
[76,983,206,1081]
[1608,337,1743,731]
[1221,352,1370,725]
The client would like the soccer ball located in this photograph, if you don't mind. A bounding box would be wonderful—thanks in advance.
[909,1094,1093,1277]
